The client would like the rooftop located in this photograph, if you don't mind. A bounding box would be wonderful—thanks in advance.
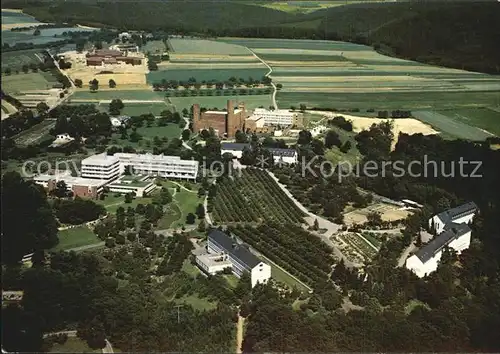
[208,229,262,269]
[33,174,108,187]
[415,222,471,263]
[221,142,251,151]
[267,147,297,157]
[82,153,120,166]
[114,153,199,166]
[197,252,232,268]
[435,202,478,224]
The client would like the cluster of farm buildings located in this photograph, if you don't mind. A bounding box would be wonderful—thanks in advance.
[85,48,143,66]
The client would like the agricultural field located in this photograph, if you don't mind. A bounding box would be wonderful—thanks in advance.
[412,111,495,140]
[228,223,334,286]
[69,89,166,102]
[168,38,251,55]
[70,101,175,116]
[2,71,58,93]
[211,168,306,224]
[13,119,55,146]
[147,68,268,85]
[217,37,500,139]
[1,49,42,70]
[168,95,272,112]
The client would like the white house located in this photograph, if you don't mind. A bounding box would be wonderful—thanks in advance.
[428,201,477,234]
[195,252,233,275]
[406,202,477,278]
[205,229,271,288]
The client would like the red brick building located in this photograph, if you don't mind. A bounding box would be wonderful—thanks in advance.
[192,100,246,138]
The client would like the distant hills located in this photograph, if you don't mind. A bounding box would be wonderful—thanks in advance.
[4,0,500,74]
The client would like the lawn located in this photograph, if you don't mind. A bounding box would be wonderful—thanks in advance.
[147,68,268,85]
[168,38,250,55]
[260,254,311,293]
[223,274,239,288]
[96,194,154,214]
[109,123,182,149]
[158,186,202,229]
[49,337,100,353]
[168,95,272,112]
[436,107,500,136]
[2,72,56,93]
[70,89,165,101]
[174,294,217,311]
[53,226,101,251]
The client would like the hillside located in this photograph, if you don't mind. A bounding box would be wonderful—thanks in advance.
[7,0,500,74]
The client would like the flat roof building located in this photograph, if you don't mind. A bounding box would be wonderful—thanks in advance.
[81,153,121,181]
[114,153,199,180]
[249,108,297,126]
[220,143,298,164]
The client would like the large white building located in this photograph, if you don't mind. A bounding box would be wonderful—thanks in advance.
[220,143,298,165]
[204,229,271,288]
[250,108,297,126]
[81,154,121,181]
[114,153,199,180]
[406,202,478,278]
[428,201,477,234]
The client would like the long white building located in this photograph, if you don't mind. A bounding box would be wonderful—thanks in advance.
[114,153,199,180]
[220,143,298,165]
[406,202,477,278]
[205,229,271,288]
[250,108,297,126]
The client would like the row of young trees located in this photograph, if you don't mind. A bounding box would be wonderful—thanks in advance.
[212,168,305,224]
[152,76,271,91]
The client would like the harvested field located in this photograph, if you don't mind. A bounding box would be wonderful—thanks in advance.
[343,203,411,226]
[70,89,165,101]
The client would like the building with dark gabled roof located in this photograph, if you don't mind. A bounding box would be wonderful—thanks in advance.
[406,202,477,278]
[205,229,271,287]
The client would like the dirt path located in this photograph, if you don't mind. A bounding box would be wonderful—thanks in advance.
[248,49,277,109]
[236,313,244,354]
[398,242,416,267]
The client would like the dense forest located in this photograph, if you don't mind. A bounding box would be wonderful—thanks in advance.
[6,0,500,74]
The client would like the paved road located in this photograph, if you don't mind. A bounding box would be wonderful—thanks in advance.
[397,242,416,267]
[43,330,114,353]
[169,180,196,193]
[66,242,105,253]
[249,49,277,109]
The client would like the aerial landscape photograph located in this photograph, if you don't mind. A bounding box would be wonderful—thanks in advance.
[1,0,499,352]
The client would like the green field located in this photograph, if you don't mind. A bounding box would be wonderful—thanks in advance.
[53,226,101,251]
[435,107,500,136]
[412,110,496,140]
[218,38,369,51]
[168,38,250,55]
[277,91,500,111]
[147,68,268,84]
[1,49,42,70]
[69,89,165,101]
[96,194,154,214]
[110,123,182,149]
[168,95,272,112]
[256,53,347,62]
[2,71,57,93]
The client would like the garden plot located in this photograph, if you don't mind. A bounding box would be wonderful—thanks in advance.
[330,232,375,265]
